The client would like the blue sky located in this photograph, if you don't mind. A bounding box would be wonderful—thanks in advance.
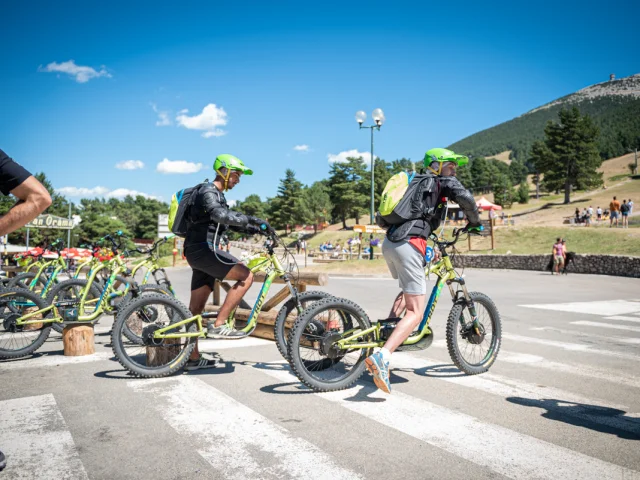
[1,0,638,205]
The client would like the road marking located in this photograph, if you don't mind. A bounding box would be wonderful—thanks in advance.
[0,352,110,371]
[389,353,640,437]
[571,321,640,333]
[128,376,363,480]
[529,326,640,344]
[259,365,640,480]
[0,394,88,479]
[430,340,640,388]
[604,316,640,323]
[328,276,395,281]
[520,300,640,317]
[198,337,274,351]
[502,333,640,361]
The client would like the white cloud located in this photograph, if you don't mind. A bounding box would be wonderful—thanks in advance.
[38,60,111,83]
[156,158,204,174]
[56,186,160,200]
[115,160,144,170]
[293,144,310,152]
[227,200,237,208]
[202,129,227,138]
[57,186,110,197]
[176,103,228,138]
[151,103,172,126]
[327,149,377,164]
[107,189,161,200]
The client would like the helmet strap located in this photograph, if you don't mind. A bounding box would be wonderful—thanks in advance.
[216,169,231,191]
[427,163,443,175]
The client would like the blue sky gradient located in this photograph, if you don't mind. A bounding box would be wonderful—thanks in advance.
[2,0,638,204]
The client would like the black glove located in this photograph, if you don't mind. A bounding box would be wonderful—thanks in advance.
[245,225,264,235]
[464,222,484,234]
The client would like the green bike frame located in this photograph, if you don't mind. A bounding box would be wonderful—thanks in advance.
[14,255,131,328]
[333,254,473,351]
[150,250,290,341]
[28,255,69,297]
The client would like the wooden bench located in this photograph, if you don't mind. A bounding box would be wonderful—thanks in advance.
[203,271,328,341]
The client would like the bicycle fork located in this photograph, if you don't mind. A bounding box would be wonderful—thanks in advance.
[448,277,481,335]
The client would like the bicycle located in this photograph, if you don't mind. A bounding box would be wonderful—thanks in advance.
[111,231,331,378]
[128,234,177,296]
[0,235,169,358]
[9,240,71,296]
[286,227,502,392]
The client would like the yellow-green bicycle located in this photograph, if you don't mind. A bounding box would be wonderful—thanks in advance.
[110,231,330,378]
[286,227,502,392]
[0,234,170,359]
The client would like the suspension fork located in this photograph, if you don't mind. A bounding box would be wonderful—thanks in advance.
[449,277,481,335]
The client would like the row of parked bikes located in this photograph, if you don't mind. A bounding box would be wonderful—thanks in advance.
[0,228,502,393]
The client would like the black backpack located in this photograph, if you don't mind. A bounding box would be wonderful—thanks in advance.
[620,203,629,214]
[168,181,209,236]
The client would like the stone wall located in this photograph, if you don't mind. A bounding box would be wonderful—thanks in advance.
[451,254,640,278]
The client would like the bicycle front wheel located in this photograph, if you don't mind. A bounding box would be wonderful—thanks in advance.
[287,297,373,392]
[111,294,197,378]
[446,291,502,375]
[0,288,52,358]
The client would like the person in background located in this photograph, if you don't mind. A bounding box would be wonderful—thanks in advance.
[0,148,52,474]
[596,206,602,223]
[620,199,630,229]
[628,199,633,215]
[609,196,621,228]
[552,237,564,275]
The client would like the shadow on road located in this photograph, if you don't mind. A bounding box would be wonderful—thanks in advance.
[507,397,640,440]
[395,363,467,379]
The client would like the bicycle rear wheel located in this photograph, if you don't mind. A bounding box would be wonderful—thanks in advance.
[47,279,102,334]
[274,290,332,361]
[0,288,52,358]
[446,291,501,375]
[111,294,196,378]
[121,283,173,344]
[287,297,373,392]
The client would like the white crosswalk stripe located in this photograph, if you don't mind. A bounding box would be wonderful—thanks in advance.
[571,321,640,333]
[520,300,640,316]
[529,326,640,344]
[502,333,640,361]
[257,364,640,480]
[0,394,88,479]
[604,315,640,323]
[0,352,110,371]
[128,376,363,480]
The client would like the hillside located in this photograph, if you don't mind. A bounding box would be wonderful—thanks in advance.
[448,73,640,161]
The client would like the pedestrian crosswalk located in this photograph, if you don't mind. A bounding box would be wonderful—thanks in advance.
[1,297,640,479]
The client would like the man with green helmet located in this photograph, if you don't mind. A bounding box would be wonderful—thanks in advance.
[366,148,481,393]
[183,154,272,369]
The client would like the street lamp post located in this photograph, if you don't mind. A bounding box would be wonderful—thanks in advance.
[356,109,385,225]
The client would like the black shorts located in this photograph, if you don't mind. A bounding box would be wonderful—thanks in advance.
[185,244,238,291]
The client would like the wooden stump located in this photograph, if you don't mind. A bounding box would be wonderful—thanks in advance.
[146,337,181,367]
[62,324,95,356]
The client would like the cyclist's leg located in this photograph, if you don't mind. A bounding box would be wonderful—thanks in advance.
[214,264,253,327]
[389,291,405,317]
[188,273,215,361]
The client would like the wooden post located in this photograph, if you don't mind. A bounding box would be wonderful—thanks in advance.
[62,324,95,356]
[490,221,495,250]
[467,234,472,252]
[146,338,181,366]
[213,280,221,306]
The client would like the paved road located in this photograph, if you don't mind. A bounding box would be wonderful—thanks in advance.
[1,267,640,479]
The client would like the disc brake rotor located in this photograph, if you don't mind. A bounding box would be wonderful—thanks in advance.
[461,322,486,345]
[2,313,23,333]
[141,324,165,346]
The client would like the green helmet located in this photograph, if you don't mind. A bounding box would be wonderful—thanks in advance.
[213,154,254,175]
[423,148,469,168]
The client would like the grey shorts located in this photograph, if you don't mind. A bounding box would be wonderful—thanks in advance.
[382,237,427,295]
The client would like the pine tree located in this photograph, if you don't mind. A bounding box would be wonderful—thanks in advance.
[540,107,603,203]
[328,158,369,228]
[270,169,304,234]
[492,174,515,208]
[300,181,333,233]
[516,181,530,204]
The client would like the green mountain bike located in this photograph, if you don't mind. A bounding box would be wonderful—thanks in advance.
[8,240,70,296]
[128,235,177,296]
[0,235,169,359]
[111,231,330,378]
[287,228,502,392]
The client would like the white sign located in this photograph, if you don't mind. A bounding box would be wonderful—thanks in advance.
[158,214,171,239]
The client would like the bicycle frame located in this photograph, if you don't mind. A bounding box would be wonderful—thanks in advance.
[14,255,131,327]
[334,253,466,351]
[152,249,291,341]
[30,255,69,297]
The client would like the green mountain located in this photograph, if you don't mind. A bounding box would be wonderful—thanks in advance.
[448,73,640,161]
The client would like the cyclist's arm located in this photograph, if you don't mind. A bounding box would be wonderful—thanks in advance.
[440,177,481,225]
[201,188,253,229]
[0,177,52,236]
